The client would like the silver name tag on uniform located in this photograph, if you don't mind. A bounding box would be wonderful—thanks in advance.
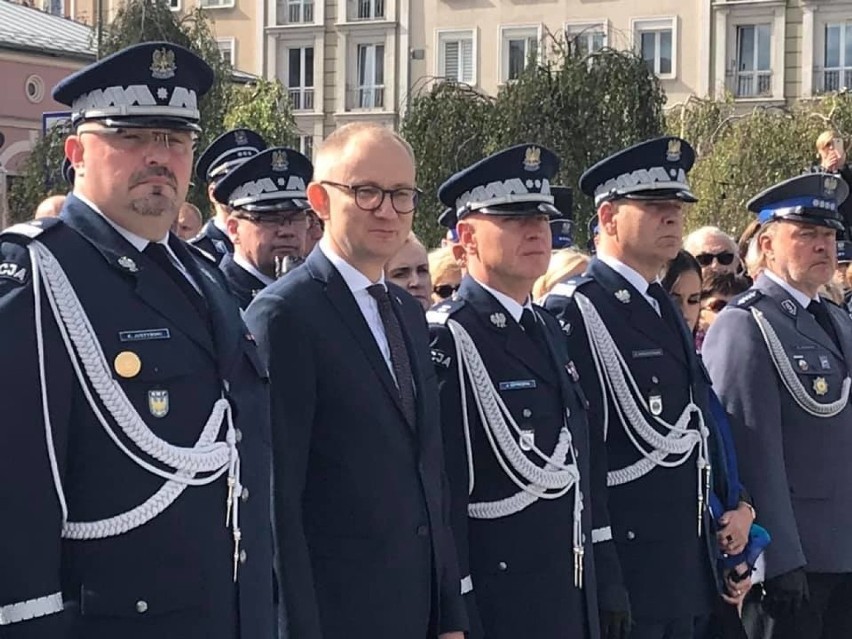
[632,348,663,359]
[119,328,171,342]
[499,380,537,391]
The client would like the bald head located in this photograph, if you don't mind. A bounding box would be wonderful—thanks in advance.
[312,122,414,182]
[34,195,66,219]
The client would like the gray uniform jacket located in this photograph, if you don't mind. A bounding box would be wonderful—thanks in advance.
[703,273,852,579]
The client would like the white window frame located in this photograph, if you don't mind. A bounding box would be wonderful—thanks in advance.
[350,0,384,21]
[818,21,852,93]
[435,29,477,85]
[167,0,180,11]
[277,0,314,24]
[564,20,607,56]
[352,42,385,109]
[631,17,677,80]
[299,134,314,159]
[200,0,235,8]
[283,45,315,111]
[717,5,784,101]
[216,38,236,65]
[732,23,772,98]
[499,24,542,84]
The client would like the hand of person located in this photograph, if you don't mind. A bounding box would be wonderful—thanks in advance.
[716,502,753,556]
[599,584,632,639]
[764,568,809,618]
[721,563,752,606]
[439,632,465,639]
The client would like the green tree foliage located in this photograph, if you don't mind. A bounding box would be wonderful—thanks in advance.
[401,35,667,247]
[224,78,298,148]
[668,94,852,236]
[6,123,69,224]
[400,81,494,247]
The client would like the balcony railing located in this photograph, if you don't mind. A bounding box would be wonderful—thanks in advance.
[732,70,772,98]
[817,68,852,93]
[347,86,385,110]
[288,88,315,111]
[276,0,313,24]
[348,0,384,20]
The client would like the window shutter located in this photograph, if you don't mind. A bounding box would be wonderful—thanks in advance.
[461,39,473,83]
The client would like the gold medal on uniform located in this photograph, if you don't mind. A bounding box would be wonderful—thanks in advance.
[813,377,829,396]
[649,392,663,416]
[114,351,142,378]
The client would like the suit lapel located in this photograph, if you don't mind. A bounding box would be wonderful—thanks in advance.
[60,196,216,357]
[306,251,413,430]
[757,275,843,359]
[588,259,688,366]
[459,278,557,384]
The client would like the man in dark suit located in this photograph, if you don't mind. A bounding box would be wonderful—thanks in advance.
[0,43,273,638]
[244,122,467,639]
[213,147,312,309]
[191,128,266,263]
[543,137,752,639]
[427,145,608,639]
[703,173,852,639]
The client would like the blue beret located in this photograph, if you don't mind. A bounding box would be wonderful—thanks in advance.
[437,144,561,228]
[52,42,214,132]
[837,240,852,263]
[580,136,697,206]
[213,147,312,213]
[747,173,848,231]
[61,157,75,186]
[196,128,267,184]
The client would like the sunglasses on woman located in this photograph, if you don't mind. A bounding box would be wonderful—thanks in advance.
[695,251,735,267]
[433,283,459,299]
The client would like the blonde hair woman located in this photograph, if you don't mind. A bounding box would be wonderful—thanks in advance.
[532,247,590,301]
[428,245,463,303]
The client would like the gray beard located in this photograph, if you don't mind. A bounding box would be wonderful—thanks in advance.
[131,186,175,218]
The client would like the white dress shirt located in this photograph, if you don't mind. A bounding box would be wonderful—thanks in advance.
[234,253,275,286]
[319,238,395,377]
[763,269,819,308]
[597,252,662,316]
[76,193,202,293]
[476,278,535,324]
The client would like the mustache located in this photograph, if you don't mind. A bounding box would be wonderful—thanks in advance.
[129,166,177,189]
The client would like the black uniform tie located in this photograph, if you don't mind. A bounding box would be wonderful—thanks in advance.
[807,300,840,350]
[648,282,682,335]
[144,242,208,319]
[520,308,551,360]
[368,284,416,426]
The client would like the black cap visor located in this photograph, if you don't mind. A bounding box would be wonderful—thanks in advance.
[235,198,311,214]
[769,210,844,232]
[468,202,561,218]
[81,115,202,133]
[619,188,698,204]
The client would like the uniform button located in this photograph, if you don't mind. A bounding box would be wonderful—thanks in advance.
[626,531,636,541]
[239,549,247,564]
[136,600,148,614]
[241,487,249,503]
[497,561,508,571]
[651,376,659,384]
[522,409,532,418]
[235,429,243,443]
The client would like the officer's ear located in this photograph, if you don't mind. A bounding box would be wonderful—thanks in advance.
[597,201,616,236]
[225,216,240,244]
[457,220,477,254]
[306,182,330,222]
[64,135,84,177]
[207,182,218,206]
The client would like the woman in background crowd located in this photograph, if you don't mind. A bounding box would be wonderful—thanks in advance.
[699,272,751,338]
[532,247,590,301]
[428,244,463,303]
[385,232,432,311]
[661,249,703,347]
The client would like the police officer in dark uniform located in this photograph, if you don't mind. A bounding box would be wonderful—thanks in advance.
[0,43,273,639]
[214,147,313,309]
[190,128,267,263]
[428,145,613,639]
[551,185,574,249]
[543,137,751,639]
[703,173,852,639]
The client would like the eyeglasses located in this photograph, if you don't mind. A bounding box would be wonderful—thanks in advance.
[79,127,197,156]
[320,181,421,214]
[433,283,459,299]
[695,251,735,267]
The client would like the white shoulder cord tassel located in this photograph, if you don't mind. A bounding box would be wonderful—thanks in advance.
[575,293,710,534]
[751,307,851,417]
[30,242,242,578]
[447,318,584,586]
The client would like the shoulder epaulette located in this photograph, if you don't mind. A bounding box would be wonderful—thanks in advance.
[1,218,61,241]
[426,297,466,326]
[547,274,594,300]
[733,288,763,308]
[184,240,217,265]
